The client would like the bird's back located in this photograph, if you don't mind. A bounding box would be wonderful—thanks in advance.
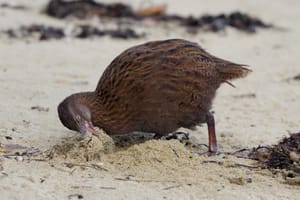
[94,39,249,135]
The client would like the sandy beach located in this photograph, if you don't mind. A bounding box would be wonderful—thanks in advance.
[0,0,299,199]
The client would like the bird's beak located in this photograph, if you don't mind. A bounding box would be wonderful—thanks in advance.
[79,121,94,134]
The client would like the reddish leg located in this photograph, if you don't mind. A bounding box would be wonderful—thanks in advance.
[206,112,218,155]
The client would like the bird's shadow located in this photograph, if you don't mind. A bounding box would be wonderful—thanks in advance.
[111,132,154,149]
[111,131,191,149]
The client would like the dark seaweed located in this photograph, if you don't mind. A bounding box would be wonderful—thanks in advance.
[5,25,65,40]
[249,133,300,171]
[45,0,272,33]
[3,24,144,41]
[267,133,300,169]
[45,0,136,19]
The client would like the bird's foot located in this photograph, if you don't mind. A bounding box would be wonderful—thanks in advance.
[199,150,219,157]
[194,143,219,156]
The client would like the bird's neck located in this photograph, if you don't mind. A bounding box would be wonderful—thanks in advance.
[71,92,116,133]
[70,92,104,125]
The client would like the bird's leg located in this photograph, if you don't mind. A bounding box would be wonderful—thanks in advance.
[205,112,218,155]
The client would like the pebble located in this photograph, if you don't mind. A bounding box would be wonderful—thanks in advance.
[15,156,23,161]
[289,151,300,162]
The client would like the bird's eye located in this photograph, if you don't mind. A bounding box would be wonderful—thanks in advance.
[75,115,81,122]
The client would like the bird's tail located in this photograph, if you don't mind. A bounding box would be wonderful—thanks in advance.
[217,63,251,86]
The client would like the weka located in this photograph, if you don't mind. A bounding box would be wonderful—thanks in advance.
[58,39,250,154]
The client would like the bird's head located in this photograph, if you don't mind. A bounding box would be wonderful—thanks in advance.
[58,95,94,134]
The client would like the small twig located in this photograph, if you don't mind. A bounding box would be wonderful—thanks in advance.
[196,143,209,148]
[114,177,131,181]
[162,184,181,190]
[90,163,109,171]
[202,160,259,169]
[100,186,116,190]
[231,148,248,154]
[31,105,49,112]
[26,158,47,162]
[253,145,272,151]
[70,168,77,175]
[0,146,41,158]
[172,148,179,158]
[68,194,83,200]
[114,177,177,183]
[71,185,92,189]
[64,162,109,171]
[234,163,260,169]
[0,172,9,179]
[201,160,222,165]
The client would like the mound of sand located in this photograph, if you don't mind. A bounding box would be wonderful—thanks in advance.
[45,128,205,182]
[45,128,273,184]
[46,128,115,162]
[104,139,201,181]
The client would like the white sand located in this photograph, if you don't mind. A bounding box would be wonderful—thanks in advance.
[0,0,299,199]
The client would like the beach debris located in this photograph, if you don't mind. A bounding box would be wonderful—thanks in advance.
[71,25,104,38]
[250,133,300,169]
[162,184,182,190]
[99,186,116,190]
[31,105,50,112]
[135,4,167,17]
[64,162,108,171]
[1,2,272,41]
[233,93,256,99]
[0,1,272,42]
[15,156,23,161]
[4,136,13,140]
[0,143,40,159]
[238,132,300,184]
[68,25,143,39]
[45,0,272,33]
[68,194,84,200]
[4,25,65,40]
[3,24,144,41]
[167,12,271,33]
[266,133,300,169]
[293,74,300,81]
[284,73,300,82]
[22,119,31,125]
[108,28,144,39]
[0,3,27,10]
[46,0,136,19]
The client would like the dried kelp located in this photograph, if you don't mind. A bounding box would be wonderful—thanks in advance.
[45,0,272,33]
[45,0,137,19]
[3,24,144,41]
[246,133,300,184]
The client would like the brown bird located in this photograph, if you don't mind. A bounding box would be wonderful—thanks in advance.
[58,39,250,154]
